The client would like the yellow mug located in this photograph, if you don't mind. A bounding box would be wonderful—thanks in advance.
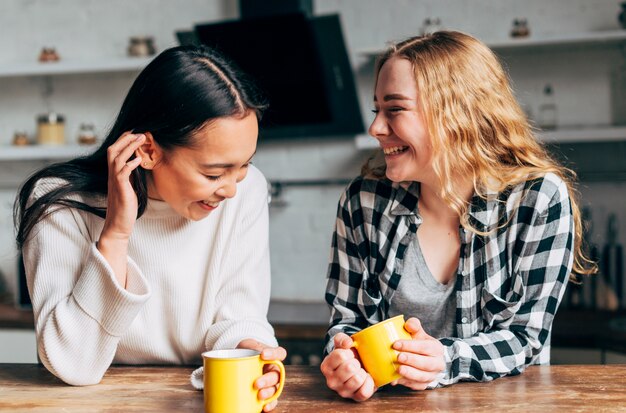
[202,349,285,413]
[350,314,412,387]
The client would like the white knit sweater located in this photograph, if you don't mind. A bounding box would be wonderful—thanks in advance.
[23,165,277,386]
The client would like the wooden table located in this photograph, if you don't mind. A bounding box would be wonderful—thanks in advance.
[1,364,625,412]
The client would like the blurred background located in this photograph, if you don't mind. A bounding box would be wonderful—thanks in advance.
[0,0,625,367]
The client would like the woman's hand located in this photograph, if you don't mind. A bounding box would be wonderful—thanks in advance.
[320,333,377,401]
[101,132,145,240]
[97,132,145,287]
[392,317,446,390]
[237,339,287,412]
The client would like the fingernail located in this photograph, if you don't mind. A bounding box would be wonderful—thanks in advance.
[398,354,406,363]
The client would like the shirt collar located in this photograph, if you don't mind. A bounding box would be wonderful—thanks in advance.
[388,179,502,230]
[389,180,420,216]
[468,186,502,231]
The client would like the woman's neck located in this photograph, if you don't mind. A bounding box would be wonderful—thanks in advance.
[418,180,473,224]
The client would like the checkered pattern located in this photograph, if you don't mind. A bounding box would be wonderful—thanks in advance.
[324,172,574,387]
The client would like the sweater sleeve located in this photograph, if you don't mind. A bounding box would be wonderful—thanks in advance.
[23,188,150,386]
[203,166,278,350]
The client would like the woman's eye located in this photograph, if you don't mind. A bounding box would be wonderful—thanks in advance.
[371,109,380,114]
[388,107,404,113]
[206,175,222,181]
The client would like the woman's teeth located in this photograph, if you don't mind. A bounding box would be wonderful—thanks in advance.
[383,146,408,155]
[202,200,219,207]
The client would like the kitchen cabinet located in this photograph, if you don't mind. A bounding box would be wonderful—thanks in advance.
[0,56,151,161]
[0,57,152,78]
[354,29,626,154]
[0,57,152,328]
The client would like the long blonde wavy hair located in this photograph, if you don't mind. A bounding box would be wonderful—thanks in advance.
[362,30,595,279]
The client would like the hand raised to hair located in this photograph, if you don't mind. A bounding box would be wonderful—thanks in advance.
[97,132,146,287]
[101,132,146,241]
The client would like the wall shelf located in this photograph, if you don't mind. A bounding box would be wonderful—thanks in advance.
[0,57,152,78]
[358,29,626,57]
[355,126,626,150]
[0,145,95,161]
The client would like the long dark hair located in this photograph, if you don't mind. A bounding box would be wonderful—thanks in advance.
[14,45,267,248]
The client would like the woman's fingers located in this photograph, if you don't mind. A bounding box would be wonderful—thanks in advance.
[107,132,137,160]
[404,317,434,341]
[111,134,146,172]
[393,338,443,357]
[397,350,444,373]
[395,376,430,391]
[333,333,353,349]
[260,346,287,361]
[352,375,376,402]
[255,370,280,389]
[263,400,278,412]
[397,364,436,383]
[258,384,276,400]
[320,348,356,374]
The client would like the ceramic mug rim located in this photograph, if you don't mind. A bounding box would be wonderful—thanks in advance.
[202,349,261,360]
[351,314,406,339]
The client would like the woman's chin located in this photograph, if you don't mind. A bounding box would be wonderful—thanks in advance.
[385,168,408,183]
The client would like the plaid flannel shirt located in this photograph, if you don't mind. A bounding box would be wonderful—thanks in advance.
[324,172,574,387]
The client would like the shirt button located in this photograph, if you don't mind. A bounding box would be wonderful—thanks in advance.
[461,270,468,276]
[461,317,468,324]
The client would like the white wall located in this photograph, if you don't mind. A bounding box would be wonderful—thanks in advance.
[0,0,625,306]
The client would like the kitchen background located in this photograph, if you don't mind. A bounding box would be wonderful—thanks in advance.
[0,0,625,365]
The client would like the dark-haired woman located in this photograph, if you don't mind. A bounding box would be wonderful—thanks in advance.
[15,45,284,409]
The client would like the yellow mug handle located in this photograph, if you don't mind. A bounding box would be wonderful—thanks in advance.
[261,360,285,406]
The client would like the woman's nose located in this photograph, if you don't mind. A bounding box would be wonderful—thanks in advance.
[368,113,389,140]
[215,179,237,199]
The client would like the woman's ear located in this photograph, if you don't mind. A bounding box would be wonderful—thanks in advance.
[135,132,161,170]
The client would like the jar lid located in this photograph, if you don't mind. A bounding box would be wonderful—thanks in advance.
[130,36,154,42]
[37,112,65,123]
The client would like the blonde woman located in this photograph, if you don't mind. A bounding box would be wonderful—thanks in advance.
[320,31,595,401]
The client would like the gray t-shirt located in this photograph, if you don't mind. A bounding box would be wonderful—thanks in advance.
[387,236,457,339]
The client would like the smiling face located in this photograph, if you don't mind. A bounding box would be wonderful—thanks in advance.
[368,57,435,184]
[142,112,258,221]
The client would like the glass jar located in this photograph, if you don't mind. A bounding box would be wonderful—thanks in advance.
[538,84,557,130]
[37,112,65,145]
[127,36,156,57]
[77,123,97,145]
[12,131,30,146]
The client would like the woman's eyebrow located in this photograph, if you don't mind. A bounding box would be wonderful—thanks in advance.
[200,151,256,169]
[373,93,413,102]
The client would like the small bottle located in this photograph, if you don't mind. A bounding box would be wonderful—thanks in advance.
[77,123,98,145]
[12,131,30,146]
[430,17,443,33]
[511,18,530,38]
[420,18,432,36]
[538,84,557,130]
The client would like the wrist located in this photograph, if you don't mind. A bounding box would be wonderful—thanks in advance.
[100,227,132,243]
[97,233,130,253]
